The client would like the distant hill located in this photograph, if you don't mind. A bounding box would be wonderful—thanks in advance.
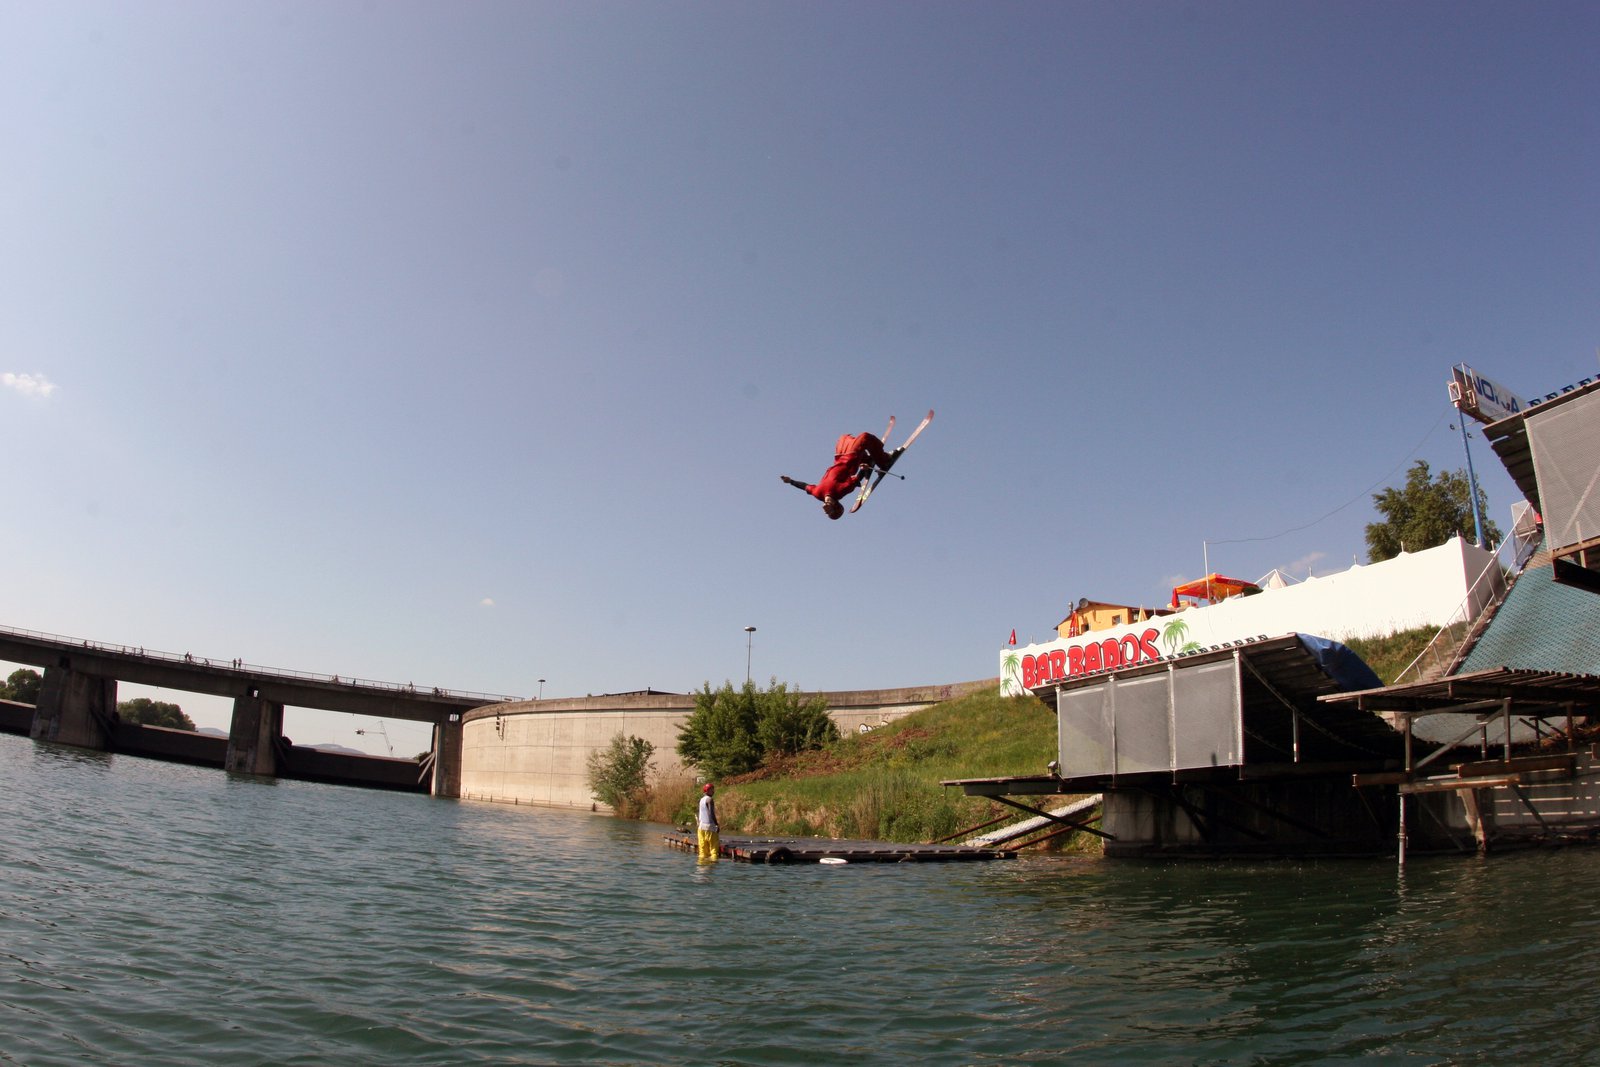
[195,727,374,758]
[310,743,369,756]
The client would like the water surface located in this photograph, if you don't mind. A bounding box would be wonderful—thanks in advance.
[3,732,1599,1065]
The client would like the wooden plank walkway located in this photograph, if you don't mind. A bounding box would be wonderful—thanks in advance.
[663,832,1015,864]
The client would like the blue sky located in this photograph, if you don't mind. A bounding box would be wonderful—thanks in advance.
[4,1,1596,753]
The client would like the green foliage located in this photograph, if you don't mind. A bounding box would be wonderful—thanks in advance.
[1342,627,1437,685]
[755,684,838,757]
[677,680,837,780]
[718,691,1072,845]
[116,697,195,730]
[832,691,1055,780]
[678,681,760,779]
[586,733,655,817]
[0,668,42,704]
[1366,460,1501,562]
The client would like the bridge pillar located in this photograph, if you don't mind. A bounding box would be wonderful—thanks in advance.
[431,715,463,798]
[32,667,117,749]
[226,694,284,775]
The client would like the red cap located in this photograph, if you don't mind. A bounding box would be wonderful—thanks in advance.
[703,783,714,793]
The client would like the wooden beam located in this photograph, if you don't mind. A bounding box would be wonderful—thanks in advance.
[1400,775,1520,794]
[1553,556,1600,594]
[1453,754,1576,778]
[1242,760,1397,780]
[1353,771,1412,786]
[1460,788,1488,853]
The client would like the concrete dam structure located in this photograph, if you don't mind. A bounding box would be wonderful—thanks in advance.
[2,624,994,806]
[459,679,996,810]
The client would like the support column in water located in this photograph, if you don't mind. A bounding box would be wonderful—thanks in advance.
[431,715,463,798]
[226,693,284,775]
[32,666,117,749]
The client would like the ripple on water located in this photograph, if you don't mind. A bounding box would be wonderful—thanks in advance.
[8,735,1600,1064]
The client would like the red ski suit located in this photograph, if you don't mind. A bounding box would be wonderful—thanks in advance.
[804,432,892,502]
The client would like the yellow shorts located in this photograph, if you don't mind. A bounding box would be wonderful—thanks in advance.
[697,827,720,862]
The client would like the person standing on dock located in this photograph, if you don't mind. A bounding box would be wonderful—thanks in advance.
[697,783,720,863]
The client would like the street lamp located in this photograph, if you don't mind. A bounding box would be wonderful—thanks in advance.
[743,626,756,684]
[1451,418,1488,547]
[537,679,546,700]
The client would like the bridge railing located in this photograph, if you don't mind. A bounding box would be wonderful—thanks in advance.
[0,623,522,704]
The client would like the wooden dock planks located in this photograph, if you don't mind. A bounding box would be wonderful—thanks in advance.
[662,832,1015,864]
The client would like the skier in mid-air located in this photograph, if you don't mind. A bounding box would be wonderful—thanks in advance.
[780,430,896,520]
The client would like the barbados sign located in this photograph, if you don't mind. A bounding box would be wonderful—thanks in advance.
[1000,537,1502,697]
[1000,614,1263,695]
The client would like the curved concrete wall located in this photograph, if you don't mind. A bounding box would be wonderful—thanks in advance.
[458,679,997,810]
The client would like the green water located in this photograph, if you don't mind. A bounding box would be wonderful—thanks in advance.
[3,731,1599,1065]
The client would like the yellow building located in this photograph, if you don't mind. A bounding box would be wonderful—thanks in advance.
[1056,598,1169,639]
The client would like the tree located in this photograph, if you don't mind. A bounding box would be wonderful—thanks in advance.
[586,733,655,817]
[116,697,196,731]
[0,668,42,704]
[1366,460,1501,563]
[677,680,837,781]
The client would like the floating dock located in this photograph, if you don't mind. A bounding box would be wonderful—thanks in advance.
[663,832,1014,864]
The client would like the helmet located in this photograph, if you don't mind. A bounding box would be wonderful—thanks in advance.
[822,496,843,520]
[703,783,714,794]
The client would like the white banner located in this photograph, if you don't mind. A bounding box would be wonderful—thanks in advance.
[1450,364,1529,424]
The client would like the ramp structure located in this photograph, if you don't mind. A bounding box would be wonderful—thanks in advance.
[950,634,1407,858]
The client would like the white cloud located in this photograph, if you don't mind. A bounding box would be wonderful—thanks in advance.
[1281,551,1327,577]
[2,372,58,399]
[480,597,496,607]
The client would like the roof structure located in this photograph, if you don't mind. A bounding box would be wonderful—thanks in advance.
[1319,666,1600,719]
[1170,573,1259,608]
[1483,377,1600,593]
[963,635,1404,796]
[1483,376,1600,510]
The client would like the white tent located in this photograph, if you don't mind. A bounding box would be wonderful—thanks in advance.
[1256,568,1298,590]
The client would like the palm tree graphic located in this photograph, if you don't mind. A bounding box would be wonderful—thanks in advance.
[1001,650,1022,695]
[1162,618,1201,656]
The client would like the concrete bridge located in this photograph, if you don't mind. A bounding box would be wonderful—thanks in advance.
[0,626,517,796]
[3,623,1000,809]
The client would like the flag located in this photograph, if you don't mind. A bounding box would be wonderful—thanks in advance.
[1008,629,1016,646]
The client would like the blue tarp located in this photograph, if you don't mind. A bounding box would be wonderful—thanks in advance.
[1296,634,1384,693]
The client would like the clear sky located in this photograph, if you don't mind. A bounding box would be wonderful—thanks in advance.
[4,1,1597,755]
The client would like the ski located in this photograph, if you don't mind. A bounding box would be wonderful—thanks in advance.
[850,409,933,513]
[850,415,894,497]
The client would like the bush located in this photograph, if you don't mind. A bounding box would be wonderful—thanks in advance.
[117,697,195,730]
[1343,627,1437,684]
[641,775,701,827]
[676,680,837,781]
[586,733,655,817]
[0,668,42,704]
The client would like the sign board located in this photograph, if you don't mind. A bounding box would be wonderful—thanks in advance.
[1449,364,1529,424]
[1054,655,1243,778]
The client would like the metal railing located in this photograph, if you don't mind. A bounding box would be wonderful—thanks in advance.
[0,623,522,704]
[1391,531,1542,686]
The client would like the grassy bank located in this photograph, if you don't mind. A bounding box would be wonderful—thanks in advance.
[642,629,1437,848]
[646,690,1086,847]
[1342,626,1435,683]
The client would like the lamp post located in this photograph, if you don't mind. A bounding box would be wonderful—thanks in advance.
[1455,417,1488,547]
[743,626,756,684]
[538,678,546,700]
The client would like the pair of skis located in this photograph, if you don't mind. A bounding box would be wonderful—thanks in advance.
[850,409,933,513]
